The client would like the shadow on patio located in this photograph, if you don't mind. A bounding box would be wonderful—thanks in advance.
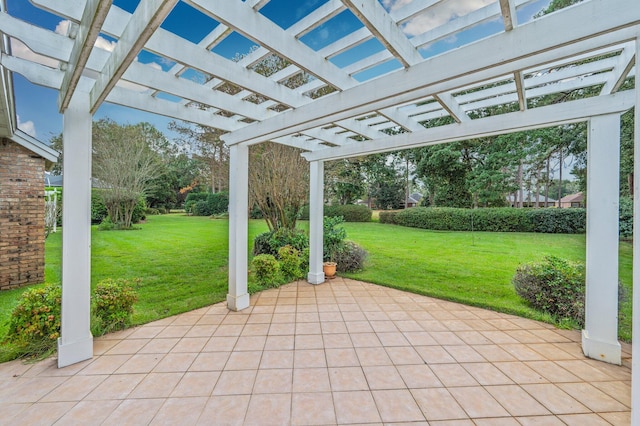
[0,278,631,425]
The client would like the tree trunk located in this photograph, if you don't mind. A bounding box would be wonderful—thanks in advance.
[545,155,551,207]
[517,159,524,208]
[558,149,563,203]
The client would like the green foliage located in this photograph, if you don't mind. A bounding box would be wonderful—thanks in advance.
[323,216,347,261]
[620,196,633,239]
[392,207,586,234]
[91,190,108,223]
[184,192,208,215]
[5,284,61,358]
[93,278,139,334]
[299,204,372,222]
[207,192,229,215]
[253,228,309,256]
[278,245,303,281]
[98,216,116,231]
[378,211,399,224]
[251,254,281,288]
[331,241,367,273]
[193,200,211,216]
[512,256,585,326]
[526,209,586,233]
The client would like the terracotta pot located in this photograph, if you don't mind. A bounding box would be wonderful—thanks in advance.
[323,261,337,278]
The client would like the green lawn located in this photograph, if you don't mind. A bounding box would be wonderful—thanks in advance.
[0,214,633,348]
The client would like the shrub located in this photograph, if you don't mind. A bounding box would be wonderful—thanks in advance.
[91,190,108,223]
[331,241,368,273]
[379,211,399,224]
[207,192,229,215]
[526,208,586,233]
[620,196,633,239]
[5,284,62,358]
[513,256,585,326]
[299,204,372,222]
[278,245,302,281]
[323,216,347,261]
[184,192,208,214]
[93,278,139,334]
[251,254,281,288]
[98,216,116,231]
[193,200,212,216]
[253,228,309,256]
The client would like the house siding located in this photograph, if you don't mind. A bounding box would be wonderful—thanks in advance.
[0,138,46,289]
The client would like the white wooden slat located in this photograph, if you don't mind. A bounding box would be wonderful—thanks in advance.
[89,0,179,113]
[434,92,470,123]
[186,0,357,90]
[272,135,325,151]
[0,55,64,89]
[499,0,518,31]
[223,0,640,145]
[390,0,445,24]
[377,107,425,132]
[336,118,381,140]
[288,0,345,38]
[59,0,112,111]
[317,27,372,59]
[342,50,393,76]
[0,12,73,61]
[303,91,636,162]
[302,127,354,146]
[409,109,450,123]
[514,71,526,111]
[342,0,423,67]
[601,45,636,95]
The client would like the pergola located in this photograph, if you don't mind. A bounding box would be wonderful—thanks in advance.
[1,0,639,418]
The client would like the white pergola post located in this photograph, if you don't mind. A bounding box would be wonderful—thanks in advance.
[227,143,250,311]
[631,36,640,426]
[307,160,325,285]
[58,92,93,368]
[582,113,622,365]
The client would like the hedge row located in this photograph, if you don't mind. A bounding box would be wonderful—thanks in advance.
[382,207,587,234]
[299,204,372,222]
[184,192,229,216]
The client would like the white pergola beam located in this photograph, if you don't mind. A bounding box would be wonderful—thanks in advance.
[58,0,112,112]
[187,0,357,90]
[223,0,640,146]
[514,71,526,110]
[342,0,423,68]
[499,0,518,31]
[377,107,425,132]
[391,0,445,24]
[307,160,325,285]
[317,27,372,59]
[434,92,470,123]
[288,0,345,38]
[271,135,325,152]
[336,118,380,140]
[0,12,72,61]
[89,0,178,113]
[631,34,640,426]
[303,91,634,161]
[302,127,354,146]
[601,45,636,95]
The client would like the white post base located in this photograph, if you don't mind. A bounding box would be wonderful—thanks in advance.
[307,271,325,285]
[582,329,622,365]
[227,293,250,311]
[57,335,93,368]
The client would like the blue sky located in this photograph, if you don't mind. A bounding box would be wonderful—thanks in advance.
[10,0,549,145]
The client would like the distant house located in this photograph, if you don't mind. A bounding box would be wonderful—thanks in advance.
[557,192,584,208]
[44,171,63,187]
[507,191,557,208]
[405,193,423,208]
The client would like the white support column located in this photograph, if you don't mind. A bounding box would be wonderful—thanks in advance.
[631,35,640,426]
[227,143,250,311]
[582,113,622,365]
[307,160,325,285]
[58,92,93,368]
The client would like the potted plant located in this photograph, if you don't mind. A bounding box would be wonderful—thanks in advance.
[323,261,337,278]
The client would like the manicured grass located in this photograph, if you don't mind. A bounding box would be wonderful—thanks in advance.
[341,222,633,341]
[0,215,633,352]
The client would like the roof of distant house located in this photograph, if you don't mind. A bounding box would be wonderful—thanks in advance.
[559,192,584,203]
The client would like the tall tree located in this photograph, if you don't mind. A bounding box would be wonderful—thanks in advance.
[92,119,164,228]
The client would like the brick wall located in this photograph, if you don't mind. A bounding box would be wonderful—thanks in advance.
[0,138,46,290]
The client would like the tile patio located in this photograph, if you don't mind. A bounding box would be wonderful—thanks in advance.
[0,278,632,425]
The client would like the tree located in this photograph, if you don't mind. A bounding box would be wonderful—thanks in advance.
[325,158,366,205]
[249,142,308,231]
[92,119,163,228]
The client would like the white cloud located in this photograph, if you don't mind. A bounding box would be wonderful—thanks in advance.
[95,35,117,52]
[384,0,495,36]
[17,115,36,137]
[55,20,71,36]
[147,62,163,71]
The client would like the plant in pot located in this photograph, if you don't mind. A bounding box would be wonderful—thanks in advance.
[323,261,337,278]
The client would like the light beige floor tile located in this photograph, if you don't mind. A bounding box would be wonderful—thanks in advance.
[197,395,250,425]
[171,371,220,397]
[372,389,425,422]
[103,398,165,425]
[362,365,405,390]
[15,401,76,426]
[557,413,611,425]
[350,332,382,347]
[355,347,392,366]
[294,349,327,368]
[590,380,631,407]
[449,386,510,418]
[430,364,478,387]
[212,370,257,395]
[157,325,191,339]
[171,337,209,353]
[115,353,162,374]
[558,382,629,412]
[473,418,520,426]
[430,332,466,345]
[139,338,180,354]
[321,321,348,334]
[214,324,244,337]
[295,321,322,335]
[234,335,267,351]
[493,361,548,384]
[326,348,360,367]
[443,345,485,363]
[328,366,369,391]
[150,397,208,425]
[85,373,145,400]
[225,350,262,370]
[462,362,513,385]
[259,350,294,369]
[190,351,231,371]
[268,322,295,335]
[525,361,580,383]
[333,390,382,424]
[40,374,105,402]
[515,415,565,425]
[486,385,551,416]
[323,333,353,348]
[385,346,423,365]
[521,383,590,415]
[77,354,131,375]
[203,336,238,352]
[129,372,183,398]
[472,344,517,362]
[295,334,324,350]
[293,368,331,393]
[415,346,456,364]
[397,364,443,389]
[599,411,631,425]
[153,352,197,372]
[376,332,410,347]
[253,368,293,393]
[56,399,121,425]
[264,335,295,350]
[185,324,218,338]
[128,326,166,339]
[411,388,468,421]
[291,392,336,425]
[244,393,291,425]
[454,330,493,345]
